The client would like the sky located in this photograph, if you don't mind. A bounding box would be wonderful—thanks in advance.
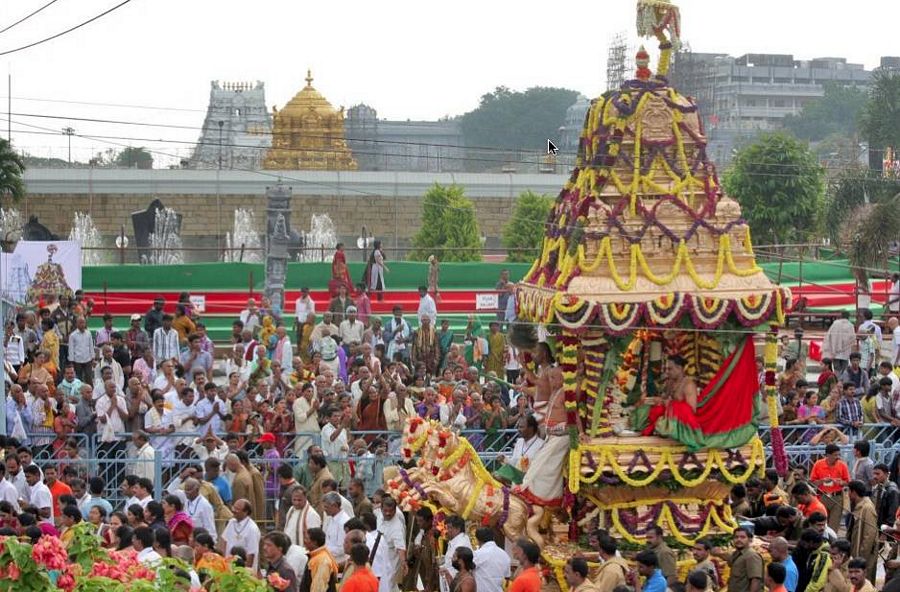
[1,0,896,165]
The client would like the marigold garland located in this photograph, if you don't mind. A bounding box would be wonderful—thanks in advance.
[575,234,762,294]
[609,503,734,547]
[569,437,765,493]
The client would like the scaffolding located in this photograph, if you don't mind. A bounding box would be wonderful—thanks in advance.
[606,32,628,92]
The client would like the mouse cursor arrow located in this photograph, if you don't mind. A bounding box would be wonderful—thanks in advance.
[547,139,559,155]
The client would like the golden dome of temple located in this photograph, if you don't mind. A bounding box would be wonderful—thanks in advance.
[263,69,357,171]
[280,70,343,119]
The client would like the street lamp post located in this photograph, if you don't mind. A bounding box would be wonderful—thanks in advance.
[62,126,74,166]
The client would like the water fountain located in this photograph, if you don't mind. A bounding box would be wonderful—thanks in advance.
[0,208,23,249]
[224,208,263,263]
[68,212,105,266]
[141,207,184,265]
[297,213,337,262]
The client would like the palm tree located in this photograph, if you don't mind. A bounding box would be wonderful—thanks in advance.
[0,138,25,201]
[848,193,900,286]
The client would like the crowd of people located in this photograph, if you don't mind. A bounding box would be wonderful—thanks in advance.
[2,259,900,591]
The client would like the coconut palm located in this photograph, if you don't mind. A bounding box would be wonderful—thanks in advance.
[0,138,25,201]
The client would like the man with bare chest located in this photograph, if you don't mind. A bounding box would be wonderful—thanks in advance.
[515,343,583,505]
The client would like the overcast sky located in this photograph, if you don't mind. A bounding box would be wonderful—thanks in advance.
[2,0,896,165]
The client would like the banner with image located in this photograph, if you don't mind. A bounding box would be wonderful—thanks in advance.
[0,241,83,306]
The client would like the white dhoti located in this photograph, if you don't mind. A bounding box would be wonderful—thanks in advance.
[518,430,569,504]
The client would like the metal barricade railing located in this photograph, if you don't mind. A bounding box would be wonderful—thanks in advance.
[27,428,519,510]
[25,425,898,518]
[758,423,900,446]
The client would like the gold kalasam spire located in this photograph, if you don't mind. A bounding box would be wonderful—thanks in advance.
[262,70,357,171]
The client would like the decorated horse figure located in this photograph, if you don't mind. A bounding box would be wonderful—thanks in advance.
[386,418,542,543]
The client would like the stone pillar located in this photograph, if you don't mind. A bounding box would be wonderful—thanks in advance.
[265,184,292,312]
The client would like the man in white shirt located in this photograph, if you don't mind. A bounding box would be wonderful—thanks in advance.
[339,307,365,353]
[372,496,407,592]
[320,409,350,489]
[321,479,355,518]
[497,415,545,484]
[152,315,180,366]
[239,299,262,335]
[134,526,162,566]
[68,316,95,384]
[295,287,316,327]
[440,515,472,581]
[219,499,262,571]
[172,388,199,448]
[272,325,294,370]
[5,451,28,502]
[284,486,322,547]
[183,478,217,542]
[0,463,21,513]
[144,394,175,462]
[131,431,156,482]
[322,492,350,564]
[195,384,226,436]
[889,273,900,314]
[417,286,437,327]
[96,345,125,390]
[473,528,511,592]
[890,317,900,368]
[133,477,154,508]
[131,526,162,568]
[96,380,128,442]
[293,384,322,457]
[24,465,53,523]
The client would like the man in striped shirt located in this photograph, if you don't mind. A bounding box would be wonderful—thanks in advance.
[152,314,179,366]
[837,382,863,438]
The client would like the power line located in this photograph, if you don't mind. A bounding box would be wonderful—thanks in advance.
[0,95,205,113]
[7,115,900,242]
[0,0,62,36]
[0,0,134,57]
[9,110,899,175]
[8,122,898,283]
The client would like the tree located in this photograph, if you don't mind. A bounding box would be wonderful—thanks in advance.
[824,165,900,247]
[408,183,482,262]
[114,146,153,169]
[0,138,25,201]
[722,132,825,245]
[825,165,900,287]
[859,69,900,157]
[782,83,867,142]
[459,86,579,171]
[502,191,553,262]
[847,193,900,288]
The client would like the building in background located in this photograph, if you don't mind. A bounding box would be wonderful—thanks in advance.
[263,71,357,171]
[670,52,879,163]
[345,105,465,172]
[189,81,272,170]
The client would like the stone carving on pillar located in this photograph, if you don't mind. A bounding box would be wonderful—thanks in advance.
[265,184,292,312]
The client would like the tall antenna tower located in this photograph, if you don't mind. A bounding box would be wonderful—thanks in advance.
[606,32,628,92]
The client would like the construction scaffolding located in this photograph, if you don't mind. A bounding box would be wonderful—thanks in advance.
[606,32,628,92]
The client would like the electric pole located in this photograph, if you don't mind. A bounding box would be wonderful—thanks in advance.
[62,126,75,165]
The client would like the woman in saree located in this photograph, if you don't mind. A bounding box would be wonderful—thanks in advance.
[331,243,353,295]
[163,494,194,545]
[18,349,57,395]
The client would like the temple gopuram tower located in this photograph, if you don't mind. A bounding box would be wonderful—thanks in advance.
[190,81,272,170]
[263,70,357,170]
